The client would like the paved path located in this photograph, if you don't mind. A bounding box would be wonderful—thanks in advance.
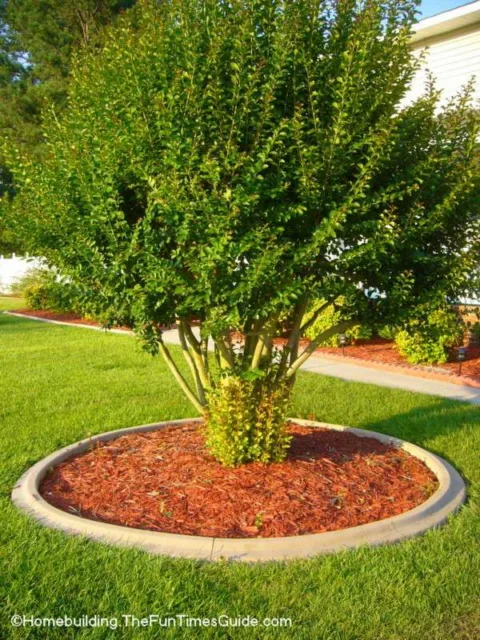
[6,312,480,406]
[301,355,480,405]
[148,328,480,405]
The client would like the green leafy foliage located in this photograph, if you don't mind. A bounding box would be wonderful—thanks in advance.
[6,0,480,463]
[12,267,78,312]
[205,376,291,466]
[0,0,136,154]
[395,307,464,365]
[377,324,401,340]
[303,299,372,346]
[0,0,137,251]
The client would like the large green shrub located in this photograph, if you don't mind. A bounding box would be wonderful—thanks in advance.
[395,308,464,365]
[8,0,480,465]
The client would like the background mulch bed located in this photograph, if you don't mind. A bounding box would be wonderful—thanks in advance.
[12,309,176,333]
[233,332,480,383]
[40,422,438,538]
[315,338,480,380]
[12,311,480,383]
[12,309,132,331]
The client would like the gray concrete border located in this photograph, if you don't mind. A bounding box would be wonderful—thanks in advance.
[11,419,466,562]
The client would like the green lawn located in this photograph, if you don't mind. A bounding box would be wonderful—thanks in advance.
[0,296,24,311]
[1,298,479,639]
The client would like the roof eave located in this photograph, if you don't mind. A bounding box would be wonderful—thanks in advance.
[411,1,480,45]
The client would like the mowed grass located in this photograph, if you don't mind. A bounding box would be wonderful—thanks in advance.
[1,299,479,640]
[0,296,25,311]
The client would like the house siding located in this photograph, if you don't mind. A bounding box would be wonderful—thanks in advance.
[0,255,42,293]
[405,14,480,306]
[407,24,480,103]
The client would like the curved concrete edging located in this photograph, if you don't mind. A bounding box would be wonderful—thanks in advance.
[11,418,466,562]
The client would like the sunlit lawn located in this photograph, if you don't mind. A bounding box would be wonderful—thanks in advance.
[1,298,479,639]
[0,296,25,311]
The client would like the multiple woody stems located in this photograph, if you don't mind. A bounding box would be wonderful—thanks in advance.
[157,296,355,413]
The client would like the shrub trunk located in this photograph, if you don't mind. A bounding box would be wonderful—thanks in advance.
[204,375,292,467]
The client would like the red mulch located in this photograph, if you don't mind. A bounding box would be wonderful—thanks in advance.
[14,308,109,327]
[40,422,438,539]
[316,337,480,378]
[12,309,177,333]
[271,336,480,382]
[12,308,133,331]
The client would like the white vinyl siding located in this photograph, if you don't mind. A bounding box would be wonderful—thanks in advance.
[405,17,480,306]
[407,24,480,104]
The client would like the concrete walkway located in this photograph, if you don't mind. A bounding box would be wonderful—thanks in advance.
[5,312,480,405]
[159,327,480,404]
[301,355,480,405]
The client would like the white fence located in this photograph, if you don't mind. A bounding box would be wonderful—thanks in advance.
[0,254,42,294]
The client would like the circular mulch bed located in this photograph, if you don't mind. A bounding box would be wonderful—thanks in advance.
[40,422,438,539]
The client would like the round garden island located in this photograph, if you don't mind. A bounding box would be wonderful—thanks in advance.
[12,418,466,562]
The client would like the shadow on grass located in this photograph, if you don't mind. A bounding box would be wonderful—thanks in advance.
[364,398,479,474]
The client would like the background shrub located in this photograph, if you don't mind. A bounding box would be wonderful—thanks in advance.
[395,308,464,365]
[12,268,78,313]
[303,300,373,347]
[377,324,402,340]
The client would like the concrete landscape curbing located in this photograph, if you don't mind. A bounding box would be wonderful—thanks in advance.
[12,419,467,562]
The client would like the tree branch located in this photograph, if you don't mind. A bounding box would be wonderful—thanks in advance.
[242,317,265,367]
[158,338,205,413]
[285,320,356,378]
[183,321,201,350]
[276,295,309,379]
[214,334,234,369]
[200,336,209,376]
[177,323,206,405]
[299,298,335,335]
[251,314,278,370]
[181,320,210,388]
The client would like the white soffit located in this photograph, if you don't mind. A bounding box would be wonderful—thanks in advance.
[411,0,480,45]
